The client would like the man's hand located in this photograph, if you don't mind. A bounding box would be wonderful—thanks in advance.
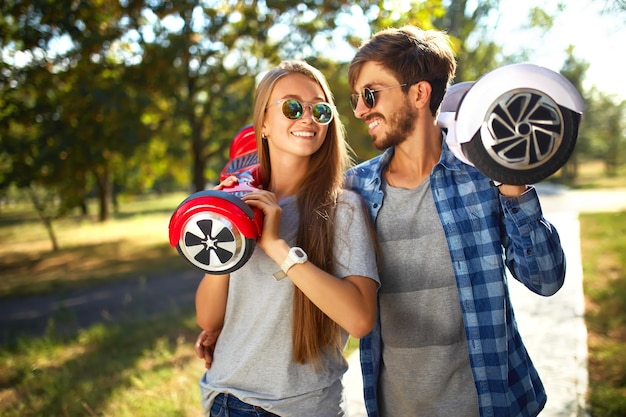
[498,183,528,197]
[195,329,220,369]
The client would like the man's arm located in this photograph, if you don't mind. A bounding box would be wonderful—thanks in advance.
[500,186,566,296]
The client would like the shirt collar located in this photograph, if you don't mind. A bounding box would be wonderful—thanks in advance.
[439,130,463,172]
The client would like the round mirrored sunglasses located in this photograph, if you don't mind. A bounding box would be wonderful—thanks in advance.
[267,99,335,125]
[350,84,407,111]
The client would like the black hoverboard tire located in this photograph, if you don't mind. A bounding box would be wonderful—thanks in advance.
[171,191,258,274]
[461,88,580,185]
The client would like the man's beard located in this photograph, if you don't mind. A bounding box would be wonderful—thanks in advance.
[373,103,418,151]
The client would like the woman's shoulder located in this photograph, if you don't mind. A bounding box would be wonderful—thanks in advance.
[338,188,364,204]
[336,189,368,214]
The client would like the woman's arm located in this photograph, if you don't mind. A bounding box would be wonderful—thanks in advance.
[195,273,230,368]
[243,190,379,338]
[278,263,378,338]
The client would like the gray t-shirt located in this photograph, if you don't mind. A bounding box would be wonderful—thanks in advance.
[199,190,380,417]
[376,178,479,417]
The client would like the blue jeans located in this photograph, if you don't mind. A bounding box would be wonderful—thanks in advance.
[210,393,280,417]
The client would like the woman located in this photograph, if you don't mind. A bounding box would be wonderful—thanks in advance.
[195,60,380,416]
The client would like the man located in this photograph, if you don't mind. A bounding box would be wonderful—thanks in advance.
[344,25,565,417]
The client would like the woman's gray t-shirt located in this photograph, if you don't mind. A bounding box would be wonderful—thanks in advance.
[199,190,380,417]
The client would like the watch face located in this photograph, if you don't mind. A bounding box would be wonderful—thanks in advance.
[294,248,306,259]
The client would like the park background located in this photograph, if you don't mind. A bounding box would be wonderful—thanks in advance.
[1,1,625,416]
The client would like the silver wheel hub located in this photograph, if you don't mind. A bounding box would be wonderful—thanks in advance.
[178,211,247,273]
[482,89,564,170]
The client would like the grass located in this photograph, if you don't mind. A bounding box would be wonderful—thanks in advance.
[580,211,626,417]
[0,190,361,416]
[0,192,205,416]
[0,192,191,298]
[0,160,624,416]
[0,313,204,417]
[552,160,626,189]
[0,313,360,417]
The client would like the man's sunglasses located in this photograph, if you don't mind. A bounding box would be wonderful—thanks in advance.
[266,99,335,125]
[350,84,407,111]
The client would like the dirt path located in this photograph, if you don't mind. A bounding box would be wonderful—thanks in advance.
[0,269,202,345]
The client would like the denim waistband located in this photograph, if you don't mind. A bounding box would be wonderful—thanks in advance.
[213,393,279,416]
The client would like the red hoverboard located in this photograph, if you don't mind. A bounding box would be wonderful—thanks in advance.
[168,125,263,274]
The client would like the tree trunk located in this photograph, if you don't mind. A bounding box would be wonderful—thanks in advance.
[27,186,59,252]
[95,164,110,222]
[192,121,206,192]
[80,199,88,216]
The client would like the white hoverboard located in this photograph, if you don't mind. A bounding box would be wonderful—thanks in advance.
[438,63,584,185]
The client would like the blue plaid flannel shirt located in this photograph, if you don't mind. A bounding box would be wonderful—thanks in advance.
[344,140,566,417]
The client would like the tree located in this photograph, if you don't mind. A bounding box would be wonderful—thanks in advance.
[598,0,626,14]
[580,88,626,177]
[557,47,590,182]
[436,0,504,81]
[0,62,64,250]
[3,0,596,250]
[0,0,155,223]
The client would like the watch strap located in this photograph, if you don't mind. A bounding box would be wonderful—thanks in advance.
[272,270,288,280]
[272,247,307,281]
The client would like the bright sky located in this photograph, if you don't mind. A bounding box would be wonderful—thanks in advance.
[492,0,626,100]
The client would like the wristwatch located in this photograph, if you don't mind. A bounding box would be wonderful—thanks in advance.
[273,247,308,280]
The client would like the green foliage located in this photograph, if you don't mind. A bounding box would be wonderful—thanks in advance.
[580,211,626,417]
[436,0,503,81]
[555,50,591,182]
[579,89,626,174]
[527,4,561,30]
[2,0,622,233]
[0,0,157,223]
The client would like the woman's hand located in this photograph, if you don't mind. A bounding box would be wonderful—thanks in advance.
[242,190,282,252]
[213,175,239,190]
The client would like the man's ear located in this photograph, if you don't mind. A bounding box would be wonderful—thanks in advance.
[411,80,432,110]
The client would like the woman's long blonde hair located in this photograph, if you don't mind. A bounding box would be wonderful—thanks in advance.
[252,60,352,365]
